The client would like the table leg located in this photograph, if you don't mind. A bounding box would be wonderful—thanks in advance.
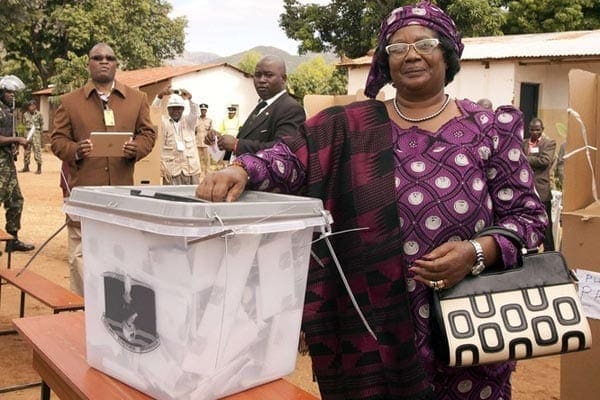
[41,381,51,400]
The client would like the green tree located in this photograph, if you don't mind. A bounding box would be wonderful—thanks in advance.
[280,0,394,58]
[237,51,262,75]
[501,0,598,34]
[280,0,599,58]
[50,53,90,99]
[0,0,186,92]
[287,56,347,102]
[439,0,505,37]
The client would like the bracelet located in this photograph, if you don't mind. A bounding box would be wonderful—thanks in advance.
[468,239,486,275]
[229,160,250,180]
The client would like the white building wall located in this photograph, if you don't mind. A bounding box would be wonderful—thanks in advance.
[515,62,600,110]
[38,96,50,131]
[171,66,255,128]
[446,61,516,108]
[347,60,518,104]
[513,62,600,139]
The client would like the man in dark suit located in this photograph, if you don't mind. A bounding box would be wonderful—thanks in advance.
[206,55,305,158]
[523,117,557,251]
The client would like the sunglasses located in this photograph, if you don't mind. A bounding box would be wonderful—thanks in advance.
[90,55,117,62]
[385,38,440,57]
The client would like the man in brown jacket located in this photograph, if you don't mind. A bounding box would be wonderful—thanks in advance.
[523,117,557,251]
[51,43,156,295]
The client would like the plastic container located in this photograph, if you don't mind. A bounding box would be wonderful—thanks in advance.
[65,185,331,400]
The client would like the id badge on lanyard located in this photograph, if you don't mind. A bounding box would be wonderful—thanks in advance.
[104,109,115,126]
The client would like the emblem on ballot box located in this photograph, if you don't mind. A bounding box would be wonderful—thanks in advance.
[101,272,159,353]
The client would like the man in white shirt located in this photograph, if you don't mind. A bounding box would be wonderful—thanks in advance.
[152,88,201,184]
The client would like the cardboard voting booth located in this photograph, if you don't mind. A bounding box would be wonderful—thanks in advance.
[65,186,331,400]
[560,69,599,399]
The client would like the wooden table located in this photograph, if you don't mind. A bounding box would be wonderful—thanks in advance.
[13,312,319,400]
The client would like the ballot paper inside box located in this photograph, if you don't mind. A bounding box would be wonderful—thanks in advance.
[64,185,331,400]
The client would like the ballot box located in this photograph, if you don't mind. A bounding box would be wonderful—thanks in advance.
[64,186,331,400]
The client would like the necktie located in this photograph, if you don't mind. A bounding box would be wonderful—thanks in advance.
[252,100,268,118]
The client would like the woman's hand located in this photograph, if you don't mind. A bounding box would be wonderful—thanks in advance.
[409,236,498,290]
[195,165,248,202]
[409,241,474,289]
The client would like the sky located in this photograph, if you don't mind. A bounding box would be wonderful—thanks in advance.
[168,0,330,56]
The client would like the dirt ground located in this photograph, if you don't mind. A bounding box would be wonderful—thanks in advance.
[0,152,560,399]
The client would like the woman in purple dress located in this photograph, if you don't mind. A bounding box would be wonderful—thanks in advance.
[196,2,547,399]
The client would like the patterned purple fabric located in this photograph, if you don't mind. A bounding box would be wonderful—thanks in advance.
[237,99,546,399]
[365,1,464,98]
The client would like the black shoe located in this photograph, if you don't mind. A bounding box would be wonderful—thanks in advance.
[35,164,42,174]
[20,166,30,173]
[5,239,35,252]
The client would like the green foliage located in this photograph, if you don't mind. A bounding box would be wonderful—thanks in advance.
[0,0,186,94]
[440,0,506,37]
[280,0,402,58]
[287,56,348,101]
[237,51,263,75]
[280,0,600,58]
[50,52,90,100]
[502,0,589,34]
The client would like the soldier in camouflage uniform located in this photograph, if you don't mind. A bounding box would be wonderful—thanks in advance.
[0,88,35,252]
[21,100,44,174]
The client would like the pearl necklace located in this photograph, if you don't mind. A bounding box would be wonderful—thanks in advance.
[393,94,451,123]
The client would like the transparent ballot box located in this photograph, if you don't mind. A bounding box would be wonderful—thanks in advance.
[65,185,331,400]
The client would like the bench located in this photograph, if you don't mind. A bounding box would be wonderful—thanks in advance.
[0,268,84,334]
[0,269,85,394]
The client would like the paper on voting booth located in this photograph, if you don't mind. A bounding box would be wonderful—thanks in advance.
[65,186,330,400]
[575,269,600,320]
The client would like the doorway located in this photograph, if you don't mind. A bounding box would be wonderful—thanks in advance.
[520,83,539,138]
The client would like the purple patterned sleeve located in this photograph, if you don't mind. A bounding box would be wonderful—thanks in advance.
[487,106,547,268]
[235,141,306,193]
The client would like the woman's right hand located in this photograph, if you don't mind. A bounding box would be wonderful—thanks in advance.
[195,165,248,202]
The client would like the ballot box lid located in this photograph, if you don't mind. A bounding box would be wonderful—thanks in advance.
[64,185,331,235]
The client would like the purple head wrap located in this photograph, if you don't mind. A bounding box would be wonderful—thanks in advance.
[364,1,464,98]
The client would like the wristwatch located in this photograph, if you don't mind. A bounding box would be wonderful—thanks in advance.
[468,240,486,275]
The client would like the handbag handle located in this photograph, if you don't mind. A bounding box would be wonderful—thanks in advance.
[472,226,535,255]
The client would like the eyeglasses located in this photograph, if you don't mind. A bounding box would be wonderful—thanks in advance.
[90,55,117,62]
[385,38,440,57]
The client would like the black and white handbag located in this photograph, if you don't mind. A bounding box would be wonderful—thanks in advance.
[432,226,592,367]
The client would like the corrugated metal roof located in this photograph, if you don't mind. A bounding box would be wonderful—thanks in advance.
[338,29,600,66]
[33,62,250,95]
[462,30,600,60]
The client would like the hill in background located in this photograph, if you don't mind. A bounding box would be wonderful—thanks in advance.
[167,46,339,71]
